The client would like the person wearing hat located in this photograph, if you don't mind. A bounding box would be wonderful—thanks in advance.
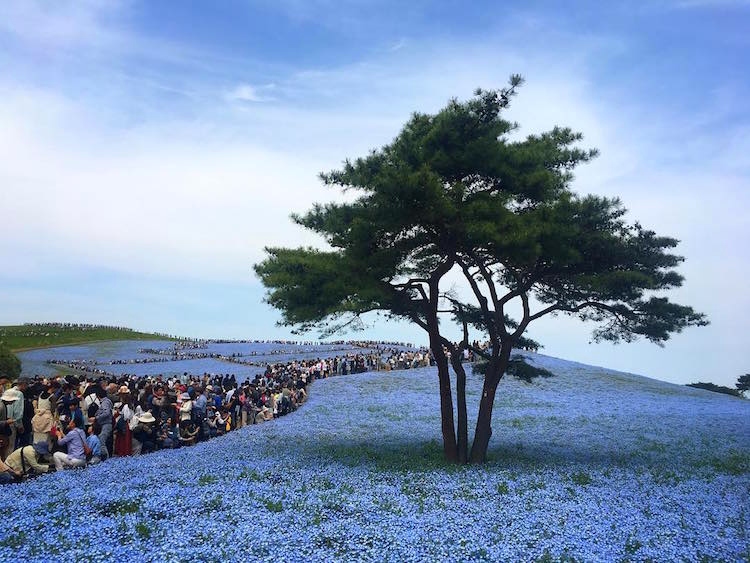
[1,387,23,459]
[131,411,156,455]
[178,393,193,426]
[4,441,51,480]
[0,389,16,460]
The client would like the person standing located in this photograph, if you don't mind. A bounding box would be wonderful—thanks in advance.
[1,385,24,459]
[0,396,15,461]
[92,387,113,460]
[113,401,132,457]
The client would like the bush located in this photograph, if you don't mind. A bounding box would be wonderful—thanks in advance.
[0,344,22,380]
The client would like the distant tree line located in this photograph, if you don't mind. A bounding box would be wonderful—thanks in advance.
[687,375,749,398]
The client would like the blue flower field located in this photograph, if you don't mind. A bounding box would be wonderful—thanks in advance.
[2,351,748,562]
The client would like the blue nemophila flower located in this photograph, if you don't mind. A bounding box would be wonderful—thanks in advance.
[2,346,748,562]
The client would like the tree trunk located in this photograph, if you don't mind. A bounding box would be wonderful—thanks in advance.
[469,344,512,464]
[450,353,468,464]
[429,337,457,462]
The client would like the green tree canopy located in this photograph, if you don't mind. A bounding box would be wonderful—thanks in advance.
[0,344,22,381]
[736,374,750,395]
[255,76,708,463]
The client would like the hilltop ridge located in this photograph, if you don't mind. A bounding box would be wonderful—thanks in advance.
[0,323,178,351]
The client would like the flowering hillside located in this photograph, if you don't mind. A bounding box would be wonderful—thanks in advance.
[2,352,748,562]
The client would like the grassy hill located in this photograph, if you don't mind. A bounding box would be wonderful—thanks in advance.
[0,351,747,561]
[0,323,176,351]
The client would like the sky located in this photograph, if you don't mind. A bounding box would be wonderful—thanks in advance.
[0,0,748,387]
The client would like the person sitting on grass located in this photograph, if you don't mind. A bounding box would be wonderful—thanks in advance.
[86,422,102,464]
[54,418,88,470]
[206,408,220,438]
[157,417,179,449]
[2,441,50,482]
[132,411,157,455]
[179,420,199,446]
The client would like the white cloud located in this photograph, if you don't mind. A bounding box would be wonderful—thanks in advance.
[0,14,747,386]
[225,83,267,103]
[0,0,127,50]
[388,38,407,52]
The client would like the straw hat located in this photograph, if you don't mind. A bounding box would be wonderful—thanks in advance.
[139,412,156,423]
[1,389,21,402]
[118,386,130,394]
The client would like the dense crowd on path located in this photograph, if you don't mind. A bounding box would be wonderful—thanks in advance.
[0,346,434,483]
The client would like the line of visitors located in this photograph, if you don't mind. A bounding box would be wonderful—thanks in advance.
[0,346,433,483]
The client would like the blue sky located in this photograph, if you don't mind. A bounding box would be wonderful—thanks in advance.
[1,0,748,386]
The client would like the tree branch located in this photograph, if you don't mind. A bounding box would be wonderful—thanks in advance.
[456,256,500,343]
[528,300,634,323]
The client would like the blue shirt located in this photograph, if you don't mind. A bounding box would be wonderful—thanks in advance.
[86,435,101,457]
[95,397,113,426]
[58,428,87,460]
[194,394,207,416]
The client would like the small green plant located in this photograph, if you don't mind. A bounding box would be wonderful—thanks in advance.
[571,471,592,486]
[205,495,223,511]
[651,468,680,485]
[526,479,546,491]
[0,531,26,549]
[99,498,140,516]
[135,522,151,540]
[497,481,510,495]
[239,467,268,481]
[264,499,283,512]
[198,474,218,486]
[624,536,642,556]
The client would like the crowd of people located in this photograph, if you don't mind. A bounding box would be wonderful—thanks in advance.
[0,371,308,483]
[0,346,435,483]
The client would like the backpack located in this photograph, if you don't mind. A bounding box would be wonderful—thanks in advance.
[87,398,100,419]
[75,430,93,459]
[115,416,127,434]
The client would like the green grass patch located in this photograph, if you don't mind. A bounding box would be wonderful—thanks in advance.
[570,471,593,486]
[263,499,284,512]
[198,474,219,486]
[314,439,461,473]
[710,450,750,475]
[135,522,151,540]
[1,323,178,351]
[0,530,26,548]
[98,498,141,516]
[238,467,266,481]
